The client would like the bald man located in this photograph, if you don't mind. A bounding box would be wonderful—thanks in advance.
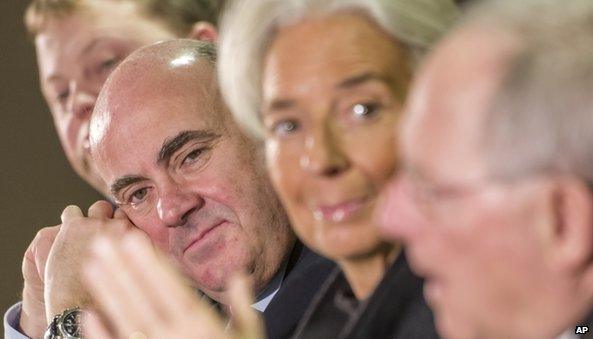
[32,40,334,339]
[89,39,294,307]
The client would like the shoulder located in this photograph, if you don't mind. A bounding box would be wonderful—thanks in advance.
[263,244,336,339]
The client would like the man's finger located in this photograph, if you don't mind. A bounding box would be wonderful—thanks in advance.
[113,208,129,221]
[88,201,115,219]
[60,205,84,223]
[33,225,61,278]
[84,238,158,337]
[228,274,263,339]
[83,311,114,339]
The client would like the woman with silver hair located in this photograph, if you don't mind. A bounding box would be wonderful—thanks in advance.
[80,0,458,338]
[218,0,458,338]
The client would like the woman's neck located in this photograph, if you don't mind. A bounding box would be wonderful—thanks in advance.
[339,243,401,300]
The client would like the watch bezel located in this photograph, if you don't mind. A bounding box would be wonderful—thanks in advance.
[58,307,83,338]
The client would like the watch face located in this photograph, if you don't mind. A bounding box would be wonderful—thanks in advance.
[60,309,82,337]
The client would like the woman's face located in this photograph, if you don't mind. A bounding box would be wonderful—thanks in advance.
[261,13,412,261]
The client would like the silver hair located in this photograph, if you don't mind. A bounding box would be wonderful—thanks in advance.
[218,0,459,138]
[464,0,593,183]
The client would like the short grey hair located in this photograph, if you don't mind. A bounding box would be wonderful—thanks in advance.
[218,0,459,138]
[470,0,593,183]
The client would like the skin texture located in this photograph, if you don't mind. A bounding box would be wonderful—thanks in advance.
[45,203,134,320]
[260,13,410,299]
[378,27,593,339]
[83,232,264,339]
[35,0,181,194]
[20,225,59,337]
[90,41,295,304]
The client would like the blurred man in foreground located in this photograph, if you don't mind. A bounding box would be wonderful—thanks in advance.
[380,1,593,338]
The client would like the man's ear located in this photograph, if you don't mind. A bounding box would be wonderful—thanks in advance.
[548,177,593,271]
[187,21,218,42]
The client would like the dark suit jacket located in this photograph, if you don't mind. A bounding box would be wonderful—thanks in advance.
[263,242,336,339]
[291,252,439,339]
[347,253,438,339]
[578,309,593,339]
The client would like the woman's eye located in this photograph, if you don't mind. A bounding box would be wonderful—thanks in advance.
[352,103,379,118]
[183,148,203,165]
[129,188,149,204]
[351,102,380,118]
[272,120,300,137]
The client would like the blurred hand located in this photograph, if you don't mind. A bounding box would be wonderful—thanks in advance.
[44,201,134,322]
[83,231,264,339]
[20,224,60,338]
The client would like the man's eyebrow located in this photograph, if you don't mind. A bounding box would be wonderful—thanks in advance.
[110,175,147,197]
[45,74,66,85]
[337,72,393,89]
[80,37,108,58]
[157,130,221,165]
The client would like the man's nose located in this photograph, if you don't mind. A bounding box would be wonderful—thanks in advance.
[66,81,96,120]
[156,185,204,227]
[299,122,349,177]
[376,176,424,242]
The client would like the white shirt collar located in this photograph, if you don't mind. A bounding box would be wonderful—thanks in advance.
[251,259,289,312]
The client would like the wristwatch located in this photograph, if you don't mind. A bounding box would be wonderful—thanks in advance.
[44,307,84,339]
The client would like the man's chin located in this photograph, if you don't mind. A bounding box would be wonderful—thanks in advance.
[434,303,481,339]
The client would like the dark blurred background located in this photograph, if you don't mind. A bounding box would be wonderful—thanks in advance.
[0,0,101,321]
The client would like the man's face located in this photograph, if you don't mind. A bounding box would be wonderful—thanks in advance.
[379,30,552,339]
[92,60,292,302]
[35,0,179,194]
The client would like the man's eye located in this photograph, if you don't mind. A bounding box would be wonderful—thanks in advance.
[57,90,69,103]
[129,188,149,204]
[351,102,380,119]
[101,57,119,71]
[182,148,204,165]
[272,120,300,137]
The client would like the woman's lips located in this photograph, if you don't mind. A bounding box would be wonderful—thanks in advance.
[313,196,369,223]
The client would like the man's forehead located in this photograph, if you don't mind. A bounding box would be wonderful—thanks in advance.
[34,0,153,77]
[34,12,97,79]
[401,27,516,184]
[93,75,223,158]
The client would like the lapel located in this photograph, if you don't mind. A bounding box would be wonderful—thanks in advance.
[262,242,336,339]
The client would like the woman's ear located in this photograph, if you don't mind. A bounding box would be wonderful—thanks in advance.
[188,21,218,42]
[548,177,593,271]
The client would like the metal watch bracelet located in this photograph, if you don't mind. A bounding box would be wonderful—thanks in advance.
[44,307,84,339]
